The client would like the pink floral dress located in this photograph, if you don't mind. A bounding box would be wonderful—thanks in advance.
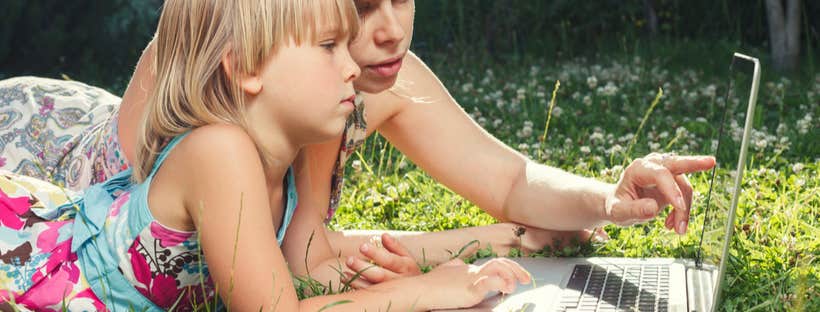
[0,133,299,311]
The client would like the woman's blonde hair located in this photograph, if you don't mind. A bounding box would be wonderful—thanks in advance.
[134,0,359,182]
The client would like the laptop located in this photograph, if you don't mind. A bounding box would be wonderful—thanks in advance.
[447,53,761,312]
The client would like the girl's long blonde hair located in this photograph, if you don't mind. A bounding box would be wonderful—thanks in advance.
[134,0,359,182]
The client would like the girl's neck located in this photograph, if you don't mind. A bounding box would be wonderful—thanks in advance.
[245,110,301,183]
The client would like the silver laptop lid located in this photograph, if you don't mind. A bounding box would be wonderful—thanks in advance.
[693,53,760,312]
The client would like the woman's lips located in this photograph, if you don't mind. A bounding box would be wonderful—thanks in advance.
[367,56,403,77]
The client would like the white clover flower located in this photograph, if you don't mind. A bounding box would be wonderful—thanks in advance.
[492,119,503,128]
[496,99,505,109]
[351,160,362,173]
[703,84,717,98]
[598,82,619,97]
[552,106,563,118]
[564,138,573,146]
[609,144,624,154]
[524,121,534,128]
[792,163,804,174]
[796,113,812,134]
[795,178,806,187]
[461,83,473,93]
[477,117,487,126]
[675,126,688,137]
[649,142,661,151]
[590,132,604,142]
[754,138,768,150]
[521,126,533,137]
[776,123,788,135]
[583,95,593,106]
[517,143,530,151]
[580,146,591,154]
[696,117,708,123]
[587,76,598,89]
[659,131,669,139]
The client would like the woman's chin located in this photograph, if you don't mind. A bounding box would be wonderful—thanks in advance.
[353,74,398,94]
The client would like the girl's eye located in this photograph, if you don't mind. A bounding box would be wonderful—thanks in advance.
[356,3,373,16]
[320,41,337,51]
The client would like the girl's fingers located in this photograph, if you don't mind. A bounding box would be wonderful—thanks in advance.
[359,241,417,275]
[343,271,373,289]
[346,256,392,283]
[381,233,413,257]
[480,259,531,286]
[473,275,508,295]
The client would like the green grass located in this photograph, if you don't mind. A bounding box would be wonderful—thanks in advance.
[330,42,819,311]
[6,39,816,310]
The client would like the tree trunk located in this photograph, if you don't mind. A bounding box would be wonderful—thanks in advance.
[765,0,802,72]
[643,0,659,37]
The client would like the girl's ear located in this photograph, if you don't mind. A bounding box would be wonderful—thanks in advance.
[221,49,263,95]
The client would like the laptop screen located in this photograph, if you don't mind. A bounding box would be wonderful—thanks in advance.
[695,54,758,296]
[693,61,751,265]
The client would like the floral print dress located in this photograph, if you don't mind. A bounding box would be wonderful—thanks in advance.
[0,133,299,311]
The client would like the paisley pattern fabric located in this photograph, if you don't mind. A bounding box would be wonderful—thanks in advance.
[327,93,367,222]
[0,77,125,191]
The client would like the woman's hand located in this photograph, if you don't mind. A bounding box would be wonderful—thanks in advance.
[343,233,422,288]
[419,258,531,310]
[605,153,716,234]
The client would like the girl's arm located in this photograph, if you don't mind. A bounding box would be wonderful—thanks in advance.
[179,125,530,311]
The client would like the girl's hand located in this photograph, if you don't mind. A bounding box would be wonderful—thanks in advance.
[420,258,532,310]
[343,233,422,288]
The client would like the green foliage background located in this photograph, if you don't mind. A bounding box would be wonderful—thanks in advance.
[1,0,818,92]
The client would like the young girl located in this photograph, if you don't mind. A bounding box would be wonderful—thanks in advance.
[0,0,530,310]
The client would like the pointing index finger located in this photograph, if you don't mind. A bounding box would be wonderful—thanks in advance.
[663,156,716,175]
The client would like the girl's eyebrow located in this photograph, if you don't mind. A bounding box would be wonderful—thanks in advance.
[318,27,342,39]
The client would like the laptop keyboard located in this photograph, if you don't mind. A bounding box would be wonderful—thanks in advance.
[556,264,670,312]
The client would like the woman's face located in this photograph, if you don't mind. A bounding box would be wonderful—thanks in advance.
[349,0,415,93]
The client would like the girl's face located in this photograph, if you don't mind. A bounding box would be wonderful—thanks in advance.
[349,0,415,93]
[254,29,360,143]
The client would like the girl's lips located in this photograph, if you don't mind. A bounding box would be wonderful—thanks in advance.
[367,56,403,77]
[340,95,356,109]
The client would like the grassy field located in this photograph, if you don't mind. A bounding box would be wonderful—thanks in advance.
[330,41,819,311]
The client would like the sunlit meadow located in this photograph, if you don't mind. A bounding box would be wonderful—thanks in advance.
[331,47,819,311]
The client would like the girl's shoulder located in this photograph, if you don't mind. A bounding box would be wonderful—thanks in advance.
[176,124,261,166]
[161,123,266,190]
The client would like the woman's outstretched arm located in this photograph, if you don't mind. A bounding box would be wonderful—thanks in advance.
[365,51,715,233]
